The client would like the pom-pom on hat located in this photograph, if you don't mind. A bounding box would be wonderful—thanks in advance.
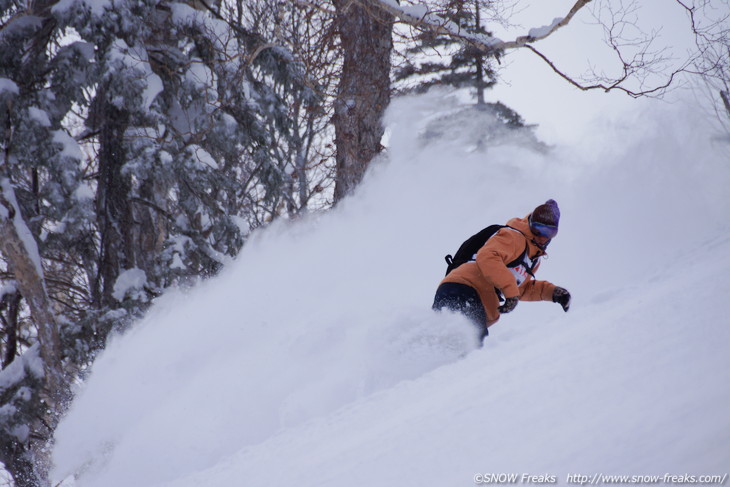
[529,199,560,238]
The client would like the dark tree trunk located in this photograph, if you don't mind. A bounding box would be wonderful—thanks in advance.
[332,0,393,202]
[94,96,134,307]
[475,0,486,105]
[1,290,22,368]
[134,178,167,282]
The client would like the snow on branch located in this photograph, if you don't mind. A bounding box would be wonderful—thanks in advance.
[364,0,591,55]
[363,0,699,97]
[0,178,63,395]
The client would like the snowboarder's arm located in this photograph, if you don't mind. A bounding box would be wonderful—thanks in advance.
[475,229,524,298]
[519,279,556,302]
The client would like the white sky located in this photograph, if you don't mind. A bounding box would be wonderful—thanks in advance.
[486,0,704,145]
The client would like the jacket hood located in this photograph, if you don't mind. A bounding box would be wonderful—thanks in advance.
[506,215,532,236]
[506,215,546,255]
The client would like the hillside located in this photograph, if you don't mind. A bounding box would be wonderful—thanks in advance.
[51,91,730,487]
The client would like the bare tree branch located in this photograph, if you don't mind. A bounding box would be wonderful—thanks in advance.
[674,0,730,132]
[356,0,699,97]
[527,43,686,98]
[360,0,592,55]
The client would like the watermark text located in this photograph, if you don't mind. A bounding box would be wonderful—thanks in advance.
[472,473,728,485]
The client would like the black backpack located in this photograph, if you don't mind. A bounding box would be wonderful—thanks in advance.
[444,224,535,277]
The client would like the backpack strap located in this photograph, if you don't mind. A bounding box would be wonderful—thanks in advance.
[503,227,541,277]
[505,244,529,269]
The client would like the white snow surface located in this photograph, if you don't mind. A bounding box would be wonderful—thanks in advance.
[52,130,84,161]
[0,78,19,95]
[28,107,52,127]
[112,268,148,302]
[107,39,163,111]
[51,91,730,487]
[188,145,219,170]
[73,183,95,201]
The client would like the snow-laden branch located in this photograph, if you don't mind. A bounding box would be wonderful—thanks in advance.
[364,0,592,55]
[0,178,63,395]
[360,0,695,97]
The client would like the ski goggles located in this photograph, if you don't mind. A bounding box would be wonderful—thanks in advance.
[529,221,558,239]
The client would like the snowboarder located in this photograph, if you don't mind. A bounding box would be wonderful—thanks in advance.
[433,199,571,341]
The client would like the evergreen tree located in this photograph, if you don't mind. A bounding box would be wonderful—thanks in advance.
[394,0,543,150]
[1,0,87,483]
[1,0,316,484]
[395,0,498,104]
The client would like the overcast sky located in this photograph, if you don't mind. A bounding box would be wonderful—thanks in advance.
[486,0,705,145]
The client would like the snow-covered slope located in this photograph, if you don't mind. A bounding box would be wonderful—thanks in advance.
[51,91,730,487]
[159,232,730,487]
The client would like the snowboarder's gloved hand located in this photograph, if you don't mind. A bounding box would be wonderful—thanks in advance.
[498,296,519,314]
[553,287,571,312]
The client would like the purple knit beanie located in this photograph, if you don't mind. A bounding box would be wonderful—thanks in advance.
[531,199,560,228]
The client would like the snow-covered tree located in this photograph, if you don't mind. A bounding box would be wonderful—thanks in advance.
[232,0,338,217]
[395,0,499,104]
[0,0,89,482]
[1,0,316,484]
[393,0,542,151]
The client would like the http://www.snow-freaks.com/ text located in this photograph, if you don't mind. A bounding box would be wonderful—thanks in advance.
[473,473,728,485]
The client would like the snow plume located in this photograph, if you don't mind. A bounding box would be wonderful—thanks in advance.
[51,89,730,487]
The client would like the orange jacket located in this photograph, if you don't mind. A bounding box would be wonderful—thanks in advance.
[440,216,556,327]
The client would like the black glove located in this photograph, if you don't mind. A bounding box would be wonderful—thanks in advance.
[498,296,519,314]
[552,287,571,312]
